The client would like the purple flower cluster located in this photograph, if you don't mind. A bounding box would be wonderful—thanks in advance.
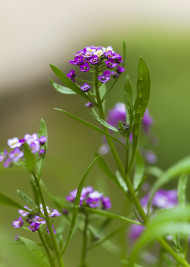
[12,204,60,233]
[66,45,125,87]
[129,189,178,241]
[0,133,47,168]
[66,186,111,210]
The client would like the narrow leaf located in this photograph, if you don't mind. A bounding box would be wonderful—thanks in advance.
[84,207,141,225]
[92,112,119,132]
[55,108,125,147]
[0,192,27,210]
[99,83,106,112]
[23,143,35,172]
[178,173,188,207]
[62,156,100,254]
[96,154,127,193]
[115,171,128,193]
[19,236,48,266]
[38,118,48,149]
[134,151,145,190]
[124,75,133,126]
[50,64,96,105]
[50,78,76,94]
[17,190,36,209]
[123,39,127,67]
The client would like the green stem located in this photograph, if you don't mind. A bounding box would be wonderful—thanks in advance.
[80,213,88,267]
[32,173,64,267]
[38,229,56,267]
[94,67,190,267]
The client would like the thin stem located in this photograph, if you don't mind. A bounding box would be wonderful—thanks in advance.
[38,229,56,267]
[93,67,190,267]
[32,172,64,267]
[80,213,88,267]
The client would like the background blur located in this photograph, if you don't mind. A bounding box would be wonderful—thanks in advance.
[0,1,190,266]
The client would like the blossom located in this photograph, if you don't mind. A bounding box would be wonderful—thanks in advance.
[29,222,40,232]
[34,216,46,225]
[12,216,23,228]
[8,137,22,149]
[66,186,111,210]
[88,55,100,65]
[18,206,31,217]
[105,59,118,69]
[30,141,40,153]
[80,62,90,72]
[85,102,94,108]
[66,70,76,82]
[38,136,47,145]
[142,109,153,134]
[24,133,38,145]
[80,83,91,92]
[9,148,24,162]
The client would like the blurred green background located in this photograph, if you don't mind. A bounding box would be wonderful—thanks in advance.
[1,1,190,266]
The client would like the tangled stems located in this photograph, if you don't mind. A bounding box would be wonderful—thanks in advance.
[94,68,190,267]
[32,172,64,267]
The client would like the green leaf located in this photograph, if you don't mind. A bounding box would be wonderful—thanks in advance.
[124,75,133,126]
[128,206,190,265]
[99,83,106,112]
[134,151,145,190]
[23,143,35,172]
[30,178,40,206]
[55,108,125,147]
[148,156,190,209]
[17,189,36,209]
[96,154,127,193]
[129,58,150,172]
[146,166,164,178]
[115,171,128,193]
[19,236,48,266]
[92,112,119,132]
[0,192,27,210]
[84,207,141,225]
[123,39,127,67]
[178,173,188,207]
[50,78,76,94]
[50,64,96,105]
[38,118,48,150]
[62,156,100,254]
[134,57,150,121]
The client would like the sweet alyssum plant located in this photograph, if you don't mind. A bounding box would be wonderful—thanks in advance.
[1,41,190,267]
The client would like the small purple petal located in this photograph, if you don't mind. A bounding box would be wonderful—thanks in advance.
[85,102,94,108]
[12,216,23,228]
[80,83,91,92]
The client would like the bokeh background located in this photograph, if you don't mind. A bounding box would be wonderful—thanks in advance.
[0,0,190,266]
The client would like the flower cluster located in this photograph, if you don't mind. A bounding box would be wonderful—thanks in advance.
[0,133,47,168]
[66,186,111,210]
[129,189,178,241]
[12,204,60,233]
[67,45,125,92]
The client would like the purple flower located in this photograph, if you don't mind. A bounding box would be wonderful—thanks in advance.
[38,136,47,145]
[12,216,23,228]
[88,55,100,65]
[39,148,45,155]
[3,157,12,168]
[80,83,91,92]
[105,59,118,69]
[34,216,46,225]
[86,191,103,208]
[30,141,40,153]
[24,133,38,145]
[85,102,94,108]
[142,109,153,134]
[66,70,76,82]
[7,137,22,149]
[18,206,31,217]
[116,66,125,74]
[115,53,123,63]
[9,148,24,162]
[101,197,112,210]
[98,74,111,83]
[69,55,84,65]
[49,209,61,217]
[104,50,117,59]
[129,223,145,241]
[29,222,40,232]
[107,103,126,128]
[80,62,90,72]
[145,150,157,164]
